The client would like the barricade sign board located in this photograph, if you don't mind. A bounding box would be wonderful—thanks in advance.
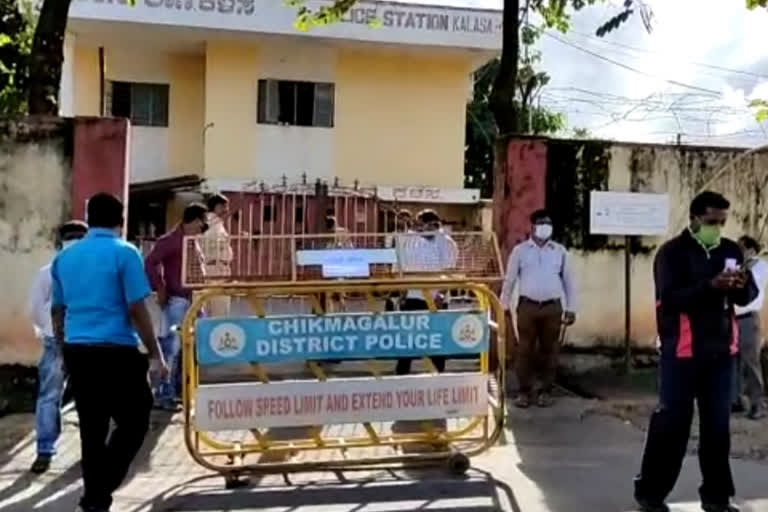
[195,373,489,430]
[196,310,489,365]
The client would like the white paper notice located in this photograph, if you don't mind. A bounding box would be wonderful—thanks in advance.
[589,191,669,236]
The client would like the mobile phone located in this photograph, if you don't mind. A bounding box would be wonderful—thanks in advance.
[724,258,738,271]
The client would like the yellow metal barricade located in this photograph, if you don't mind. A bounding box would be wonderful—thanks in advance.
[180,232,506,487]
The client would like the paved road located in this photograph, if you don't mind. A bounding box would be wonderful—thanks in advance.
[0,397,765,512]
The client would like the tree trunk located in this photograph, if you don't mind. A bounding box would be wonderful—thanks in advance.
[488,0,520,136]
[27,0,73,115]
[489,0,520,260]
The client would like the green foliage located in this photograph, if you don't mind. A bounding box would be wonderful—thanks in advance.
[595,0,653,37]
[751,99,768,123]
[285,0,357,30]
[531,0,603,33]
[746,3,767,123]
[571,127,592,138]
[0,0,37,117]
[465,56,565,197]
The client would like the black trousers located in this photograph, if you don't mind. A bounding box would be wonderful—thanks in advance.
[635,355,735,506]
[63,344,153,510]
[395,298,446,375]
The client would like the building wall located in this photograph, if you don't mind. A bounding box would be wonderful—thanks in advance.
[0,119,72,366]
[254,43,337,184]
[71,45,206,183]
[0,117,129,366]
[334,49,470,189]
[73,44,100,116]
[71,39,474,189]
[497,137,768,350]
[169,54,205,177]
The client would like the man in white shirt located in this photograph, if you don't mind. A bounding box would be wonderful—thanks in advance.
[500,209,576,408]
[395,210,458,375]
[201,194,234,317]
[733,235,768,419]
[26,220,88,473]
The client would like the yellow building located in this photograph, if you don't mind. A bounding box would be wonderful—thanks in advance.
[64,0,500,233]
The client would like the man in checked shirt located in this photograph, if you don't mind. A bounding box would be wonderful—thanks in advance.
[501,209,577,408]
[395,209,458,375]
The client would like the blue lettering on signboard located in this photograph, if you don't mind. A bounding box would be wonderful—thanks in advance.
[196,310,489,365]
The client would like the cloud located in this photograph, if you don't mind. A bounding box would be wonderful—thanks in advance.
[536,0,768,146]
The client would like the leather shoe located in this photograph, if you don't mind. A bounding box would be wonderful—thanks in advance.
[636,498,670,512]
[702,503,739,512]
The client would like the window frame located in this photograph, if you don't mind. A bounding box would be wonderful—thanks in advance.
[257,78,335,128]
[109,81,169,128]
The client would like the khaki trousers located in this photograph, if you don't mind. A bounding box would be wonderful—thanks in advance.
[205,262,231,317]
[515,299,563,392]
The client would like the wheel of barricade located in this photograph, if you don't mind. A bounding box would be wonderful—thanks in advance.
[178,231,507,482]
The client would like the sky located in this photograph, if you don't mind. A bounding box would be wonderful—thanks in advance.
[531,0,768,147]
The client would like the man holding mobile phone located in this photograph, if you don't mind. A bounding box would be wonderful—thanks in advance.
[634,191,757,512]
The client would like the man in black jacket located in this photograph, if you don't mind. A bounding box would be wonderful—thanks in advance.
[634,191,758,512]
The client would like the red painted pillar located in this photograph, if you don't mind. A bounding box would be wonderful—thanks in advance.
[493,137,548,263]
[70,117,130,224]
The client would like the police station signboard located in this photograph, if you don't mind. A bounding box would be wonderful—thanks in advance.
[195,373,488,430]
[196,310,489,365]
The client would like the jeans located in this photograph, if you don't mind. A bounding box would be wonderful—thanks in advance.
[635,355,735,506]
[63,343,152,511]
[35,336,65,456]
[153,296,190,404]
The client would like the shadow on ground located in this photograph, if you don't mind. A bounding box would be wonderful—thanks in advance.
[134,467,521,512]
[505,391,768,512]
[0,409,174,512]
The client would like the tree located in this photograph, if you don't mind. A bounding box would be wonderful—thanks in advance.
[465,32,565,198]
[26,0,74,115]
[0,0,36,117]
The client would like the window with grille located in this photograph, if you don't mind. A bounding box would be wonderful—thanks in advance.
[257,79,334,128]
[109,81,169,127]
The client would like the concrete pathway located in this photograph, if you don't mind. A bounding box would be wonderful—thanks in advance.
[0,397,765,512]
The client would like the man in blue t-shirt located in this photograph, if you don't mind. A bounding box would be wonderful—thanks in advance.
[51,193,168,512]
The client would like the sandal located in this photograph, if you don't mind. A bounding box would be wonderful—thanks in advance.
[536,392,554,408]
[514,393,531,409]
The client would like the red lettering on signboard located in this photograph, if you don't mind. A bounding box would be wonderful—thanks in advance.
[395,389,425,408]
[293,394,324,415]
[452,385,480,405]
[326,393,349,412]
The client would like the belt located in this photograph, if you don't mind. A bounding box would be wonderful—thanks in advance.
[520,296,560,307]
[206,260,230,266]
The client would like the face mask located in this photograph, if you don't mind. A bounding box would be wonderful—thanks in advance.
[694,224,721,247]
[61,239,78,250]
[534,224,553,240]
